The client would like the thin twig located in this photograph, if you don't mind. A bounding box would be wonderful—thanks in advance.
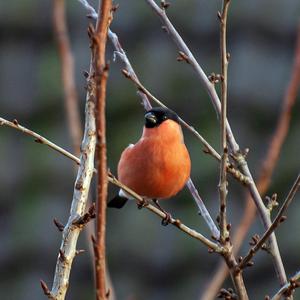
[0,117,80,164]
[201,23,300,300]
[145,0,288,287]
[218,2,248,299]
[53,0,82,156]
[239,174,300,269]
[92,0,112,299]
[108,173,222,252]
[218,0,230,243]
[271,271,300,300]
[186,178,220,239]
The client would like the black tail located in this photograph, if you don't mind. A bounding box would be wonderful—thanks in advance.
[107,195,128,209]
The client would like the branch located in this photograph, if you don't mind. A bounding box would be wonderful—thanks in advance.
[45,68,97,299]
[271,271,300,300]
[201,22,300,300]
[239,174,300,269]
[0,117,80,164]
[53,0,82,156]
[108,173,222,252]
[218,0,230,243]
[145,0,288,287]
[92,0,112,299]
[186,179,220,239]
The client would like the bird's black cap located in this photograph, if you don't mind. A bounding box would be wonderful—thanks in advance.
[145,107,179,128]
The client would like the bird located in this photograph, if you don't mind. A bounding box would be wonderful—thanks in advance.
[108,107,191,224]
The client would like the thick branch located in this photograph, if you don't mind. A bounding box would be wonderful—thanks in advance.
[49,75,97,299]
[92,0,112,299]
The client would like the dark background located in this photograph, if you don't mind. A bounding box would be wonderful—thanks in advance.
[0,0,299,299]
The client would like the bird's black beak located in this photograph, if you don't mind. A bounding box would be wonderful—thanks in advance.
[145,112,157,128]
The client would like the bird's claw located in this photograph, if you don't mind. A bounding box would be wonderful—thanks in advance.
[161,212,172,226]
[137,198,149,209]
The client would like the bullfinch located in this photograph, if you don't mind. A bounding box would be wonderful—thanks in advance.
[108,107,191,224]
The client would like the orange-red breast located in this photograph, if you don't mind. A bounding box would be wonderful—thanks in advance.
[108,107,191,211]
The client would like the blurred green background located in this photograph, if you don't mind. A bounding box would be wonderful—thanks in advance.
[0,0,300,299]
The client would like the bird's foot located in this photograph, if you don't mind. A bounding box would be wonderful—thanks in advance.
[137,198,150,209]
[152,199,172,226]
[161,212,172,226]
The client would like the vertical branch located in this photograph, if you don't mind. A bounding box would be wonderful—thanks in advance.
[53,0,82,156]
[47,71,97,300]
[218,2,249,299]
[91,1,112,299]
[218,0,230,242]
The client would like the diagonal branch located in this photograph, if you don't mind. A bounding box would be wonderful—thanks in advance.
[271,271,300,300]
[186,179,220,239]
[0,117,80,164]
[108,173,222,252]
[239,174,300,269]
